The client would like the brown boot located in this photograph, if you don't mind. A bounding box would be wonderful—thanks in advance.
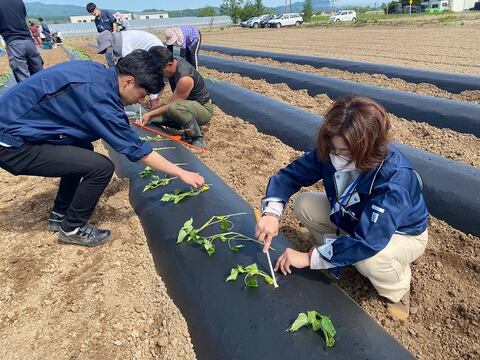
[386,290,410,320]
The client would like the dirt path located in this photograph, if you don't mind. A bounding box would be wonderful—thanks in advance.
[201,68,480,168]
[203,51,480,103]
[0,56,9,77]
[0,51,196,360]
[199,108,480,360]
[0,143,196,360]
[202,26,480,75]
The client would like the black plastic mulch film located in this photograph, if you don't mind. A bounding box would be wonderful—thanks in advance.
[200,54,480,137]
[202,45,480,94]
[104,129,413,360]
[205,79,480,237]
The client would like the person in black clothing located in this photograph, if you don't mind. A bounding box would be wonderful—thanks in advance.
[0,0,44,82]
[86,2,117,33]
[141,47,214,149]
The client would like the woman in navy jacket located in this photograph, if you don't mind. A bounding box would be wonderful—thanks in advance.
[256,96,429,320]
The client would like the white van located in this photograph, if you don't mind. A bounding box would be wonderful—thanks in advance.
[267,13,303,28]
[329,10,357,23]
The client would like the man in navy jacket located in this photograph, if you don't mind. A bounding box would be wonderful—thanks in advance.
[0,50,204,247]
[86,2,117,33]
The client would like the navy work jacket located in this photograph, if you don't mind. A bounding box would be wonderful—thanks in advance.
[0,60,152,162]
[266,147,429,267]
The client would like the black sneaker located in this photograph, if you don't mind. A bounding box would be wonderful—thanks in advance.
[58,223,112,247]
[191,136,205,149]
[46,212,65,232]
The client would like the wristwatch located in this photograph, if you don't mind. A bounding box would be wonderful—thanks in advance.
[262,211,281,220]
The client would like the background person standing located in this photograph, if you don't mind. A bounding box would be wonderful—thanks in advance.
[39,17,52,47]
[164,25,202,70]
[28,21,42,46]
[86,2,117,33]
[0,0,44,82]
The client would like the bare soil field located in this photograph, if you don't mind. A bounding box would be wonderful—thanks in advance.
[0,48,195,360]
[0,142,196,360]
[0,55,9,76]
[1,27,479,359]
[201,25,480,75]
[200,68,480,168]
[199,108,480,360]
[202,51,480,103]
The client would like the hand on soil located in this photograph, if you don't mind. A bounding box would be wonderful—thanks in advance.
[274,248,310,275]
[179,171,204,188]
[255,215,279,253]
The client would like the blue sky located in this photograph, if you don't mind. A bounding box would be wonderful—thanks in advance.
[25,0,376,12]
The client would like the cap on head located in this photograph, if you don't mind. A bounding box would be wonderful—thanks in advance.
[164,27,183,46]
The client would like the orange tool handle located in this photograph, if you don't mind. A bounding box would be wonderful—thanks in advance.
[131,121,207,153]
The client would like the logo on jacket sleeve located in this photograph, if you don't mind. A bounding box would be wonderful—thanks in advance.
[319,243,333,260]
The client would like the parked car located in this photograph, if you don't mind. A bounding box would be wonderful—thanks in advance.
[259,14,278,27]
[267,13,303,28]
[240,17,256,27]
[329,10,357,23]
[247,14,270,28]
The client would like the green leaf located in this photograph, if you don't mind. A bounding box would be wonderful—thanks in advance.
[286,313,309,332]
[203,241,215,256]
[231,244,244,252]
[139,166,154,177]
[177,218,193,243]
[320,316,336,341]
[220,218,229,230]
[226,268,239,282]
[161,193,173,202]
[245,275,258,288]
[236,265,246,273]
[306,311,336,347]
[307,311,322,331]
[245,263,259,273]
[193,235,206,245]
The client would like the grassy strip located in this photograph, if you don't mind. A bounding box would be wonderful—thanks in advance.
[64,45,92,60]
[305,10,477,26]
[0,69,12,87]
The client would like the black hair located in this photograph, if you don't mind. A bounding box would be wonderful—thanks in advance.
[148,46,174,69]
[116,50,164,94]
[86,3,97,13]
[38,17,43,22]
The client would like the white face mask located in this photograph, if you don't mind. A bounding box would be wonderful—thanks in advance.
[329,153,356,171]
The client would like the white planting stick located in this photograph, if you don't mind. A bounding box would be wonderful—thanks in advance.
[254,209,279,288]
[266,250,279,288]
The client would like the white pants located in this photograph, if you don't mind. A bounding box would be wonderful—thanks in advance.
[294,192,428,303]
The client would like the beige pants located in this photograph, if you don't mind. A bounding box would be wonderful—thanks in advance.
[294,192,428,303]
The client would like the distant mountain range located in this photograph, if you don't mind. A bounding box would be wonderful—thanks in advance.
[273,0,333,13]
[25,2,125,17]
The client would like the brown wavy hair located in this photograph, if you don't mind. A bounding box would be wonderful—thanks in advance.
[317,96,390,171]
